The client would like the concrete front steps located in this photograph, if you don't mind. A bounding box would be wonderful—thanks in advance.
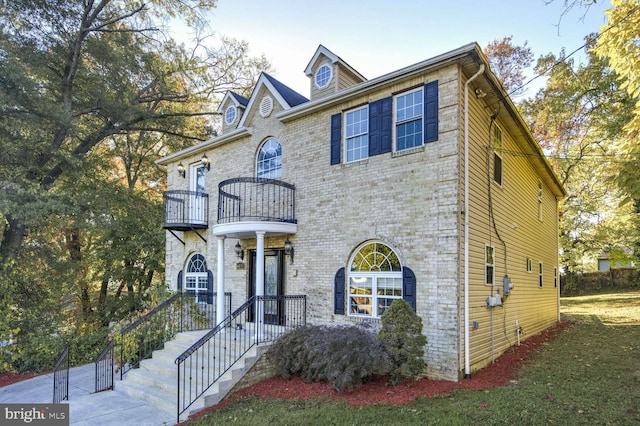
[117,327,269,422]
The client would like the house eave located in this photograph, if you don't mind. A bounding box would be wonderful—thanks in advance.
[278,42,481,122]
[155,127,252,165]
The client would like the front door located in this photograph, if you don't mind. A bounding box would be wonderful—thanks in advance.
[248,249,285,325]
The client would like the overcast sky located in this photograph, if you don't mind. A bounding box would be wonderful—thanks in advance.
[190,0,612,98]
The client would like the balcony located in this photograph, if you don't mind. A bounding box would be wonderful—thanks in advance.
[217,177,296,225]
[163,190,209,231]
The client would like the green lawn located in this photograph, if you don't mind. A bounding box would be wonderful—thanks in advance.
[189,290,640,425]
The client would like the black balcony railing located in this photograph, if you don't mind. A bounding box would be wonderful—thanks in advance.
[163,190,209,231]
[217,177,296,224]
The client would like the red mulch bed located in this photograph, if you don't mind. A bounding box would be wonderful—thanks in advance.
[0,320,571,423]
[0,371,42,388]
[185,319,572,422]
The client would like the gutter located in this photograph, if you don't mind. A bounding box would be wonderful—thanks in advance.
[464,63,484,379]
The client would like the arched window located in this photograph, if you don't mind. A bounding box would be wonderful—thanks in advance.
[256,138,282,179]
[348,242,402,317]
[185,254,209,303]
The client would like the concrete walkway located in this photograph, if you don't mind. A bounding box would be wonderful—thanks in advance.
[0,364,176,426]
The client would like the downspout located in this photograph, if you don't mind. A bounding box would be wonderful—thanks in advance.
[464,63,485,379]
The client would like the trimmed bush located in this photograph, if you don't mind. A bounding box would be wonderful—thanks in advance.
[377,299,427,385]
[267,324,390,392]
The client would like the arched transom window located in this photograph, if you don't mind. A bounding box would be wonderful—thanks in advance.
[185,253,208,303]
[256,138,282,179]
[348,242,402,317]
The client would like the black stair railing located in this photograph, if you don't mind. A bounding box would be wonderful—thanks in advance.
[94,341,114,393]
[52,346,69,403]
[94,291,232,392]
[175,295,306,423]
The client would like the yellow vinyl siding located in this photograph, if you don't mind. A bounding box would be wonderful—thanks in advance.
[462,79,559,373]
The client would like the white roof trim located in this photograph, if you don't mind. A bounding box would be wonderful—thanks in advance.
[216,91,245,114]
[237,73,291,128]
[303,44,366,82]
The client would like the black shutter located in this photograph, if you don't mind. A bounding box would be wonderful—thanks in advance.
[206,269,214,304]
[369,97,392,156]
[402,266,417,312]
[334,267,346,315]
[424,80,438,143]
[330,113,342,165]
[177,270,183,291]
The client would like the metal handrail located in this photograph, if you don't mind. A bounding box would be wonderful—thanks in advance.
[175,294,306,423]
[53,346,69,403]
[163,190,209,228]
[94,341,114,393]
[94,291,232,392]
[217,177,296,224]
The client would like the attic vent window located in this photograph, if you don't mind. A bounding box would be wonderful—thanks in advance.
[225,105,237,125]
[260,96,273,117]
[315,64,332,89]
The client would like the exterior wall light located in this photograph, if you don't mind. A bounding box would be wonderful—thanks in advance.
[284,238,294,264]
[234,241,244,261]
[201,154,211,171]
[177,162,186,178]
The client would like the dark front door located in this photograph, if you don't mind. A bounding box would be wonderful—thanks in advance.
[248,249,285,325]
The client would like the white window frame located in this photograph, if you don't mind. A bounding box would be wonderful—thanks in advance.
[225,105,237,125]
[485,244,495,286]
[315,64,332,89]
[344,105,369,163]
[185,254,208,304]
[256,137,282,179]
[189,164,207,225]
[526,257,532,273]
[554,267,558,288]
[394,87,424,152]
[348,242,403,318]
[493,125,503,186]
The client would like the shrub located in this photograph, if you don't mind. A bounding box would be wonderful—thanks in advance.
[268,324,390,392]
[377,299,427,385]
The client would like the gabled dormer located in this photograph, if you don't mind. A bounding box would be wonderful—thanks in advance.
[304,45,367,101]
[216,91,249,134]
[236,72,308,128]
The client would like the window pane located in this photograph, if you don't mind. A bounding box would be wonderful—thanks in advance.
[345,107,368,163]
[185,277,196,289]
[350,242,401,272]
[346,134,368,162]
[257,138,282,179]
[350,296,372,315]
[377,277,402,296]
[486,266,494,285]
[397,119,423,151]
[187,254,207,272]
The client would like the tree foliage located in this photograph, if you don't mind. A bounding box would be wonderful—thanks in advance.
[377,299,427,385]
[519,36,637,271]
[484,36,534,95]
[0,0,271,371]
[594,0,640,206]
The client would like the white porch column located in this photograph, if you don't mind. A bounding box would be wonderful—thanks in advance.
[216,236,226,327]
[255,231,265,339]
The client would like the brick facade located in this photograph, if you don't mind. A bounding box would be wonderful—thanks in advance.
[158,43,565,382]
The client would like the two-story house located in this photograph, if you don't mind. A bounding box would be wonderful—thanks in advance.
[157,42,565,381]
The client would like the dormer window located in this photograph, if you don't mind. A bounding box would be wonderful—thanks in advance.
[315,64,332,89]
[225,105,237,125]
